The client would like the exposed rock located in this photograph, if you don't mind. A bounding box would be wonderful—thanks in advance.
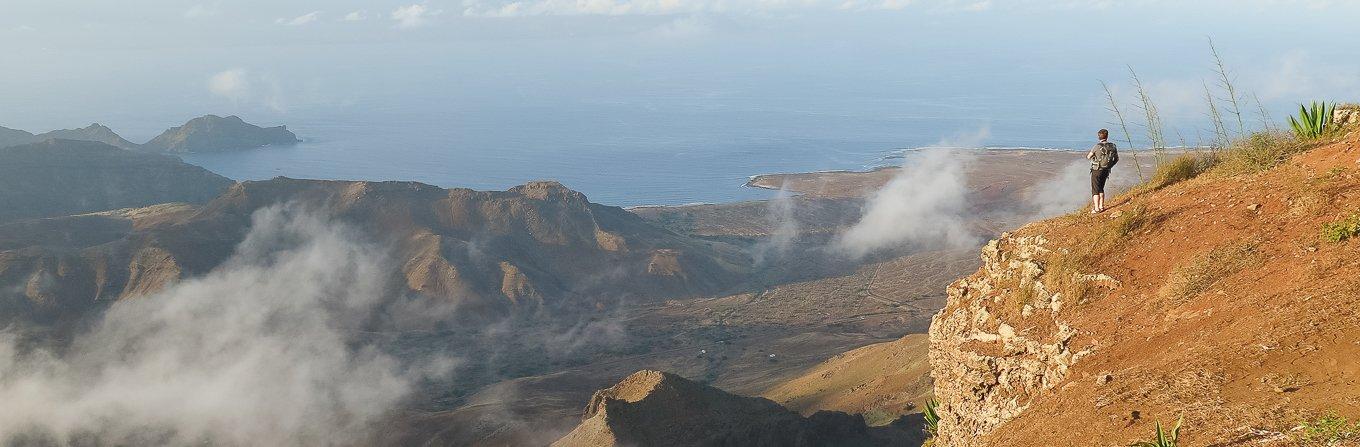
[553,370,895,447]
[1333,103,1360,128]
[0,139,233,223]
[143,115,299,153]
[928,234,1098,447]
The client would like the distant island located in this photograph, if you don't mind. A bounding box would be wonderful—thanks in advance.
[143,114,299,153]
[0,114,299,153]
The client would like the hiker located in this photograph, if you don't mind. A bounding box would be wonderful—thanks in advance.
[1087,129,1118,213]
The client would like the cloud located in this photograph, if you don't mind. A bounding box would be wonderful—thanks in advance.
[647,15,715,39]
[183,4,220,19]
[207,68,251,102]
[833,148,976,258]
[752,185,800,265]
[1254,50,1360,103]
[278,11,321,26]
[392,4,441,28]
[206,69,290,112]
[0,206,455,445]
[343,10,369,21]
[924,124,991,149]
[1023,158,1093,218]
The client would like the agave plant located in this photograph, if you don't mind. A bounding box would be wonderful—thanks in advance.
[923,399,941,435]
[1289,101,1334,139]
[1129,417,1182,447]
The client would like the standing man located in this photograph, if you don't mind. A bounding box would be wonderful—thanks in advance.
[1087,129,1118,213]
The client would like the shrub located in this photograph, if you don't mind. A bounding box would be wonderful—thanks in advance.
[1129,417,1181,447]
[1160,242,1262,302]
[1289,101,1335,139]
[1150,154,1212,189]
[1321,213,1360,243]
[1296,414,1360,445]
[1214,132,1307,176]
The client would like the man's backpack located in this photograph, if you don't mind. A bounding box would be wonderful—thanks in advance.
[1092,142,1119,170]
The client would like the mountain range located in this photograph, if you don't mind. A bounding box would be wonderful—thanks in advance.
[0,114,298,153]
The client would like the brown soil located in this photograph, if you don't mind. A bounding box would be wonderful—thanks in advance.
[956,136,1360,446]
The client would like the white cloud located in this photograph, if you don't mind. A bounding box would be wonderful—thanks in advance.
[278,11,321,26]
[183,4,220,19]
[392,4,442,28]
[343,10,369,21]
[647,15,715,39]
[208,68,251,102]
[0,206,455,445]
[1254,50,1360,103]
[461,0,925,17]
[833,148,977,258]
[206,69,290,112]
[12,25,36,32]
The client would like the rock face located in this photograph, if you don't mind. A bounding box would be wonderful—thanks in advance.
[0,178,749,326]
[0,123,138,150]
[143,115,299,153]
[0,139,234,223]
[553,370,888,447]
[927,234,1102,447]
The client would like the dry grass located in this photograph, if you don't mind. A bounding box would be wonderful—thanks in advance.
[1150,154,1214,189]
[1211,132,1308,176]
[1046,250,1099,305]
[1160,241,1264,302]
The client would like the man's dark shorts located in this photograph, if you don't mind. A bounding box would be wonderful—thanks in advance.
[1091,168,1111,195]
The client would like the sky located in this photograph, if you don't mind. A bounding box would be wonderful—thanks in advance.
[2,0,1358,146]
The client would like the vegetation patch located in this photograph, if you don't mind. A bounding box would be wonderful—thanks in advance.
[1289,101,1336,140]
[1212,132,1308,176]
[1321,213,1360,243]
[1294,414,1360,445]
[921,399,941,447]
[1150,154,1212,189]
[1160,242,1263,302]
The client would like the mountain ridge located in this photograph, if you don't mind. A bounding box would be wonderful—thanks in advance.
[0,115,297,153]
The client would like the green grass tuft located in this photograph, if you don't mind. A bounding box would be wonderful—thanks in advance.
[1295,414,1360,445]
[1321,213,1360,243]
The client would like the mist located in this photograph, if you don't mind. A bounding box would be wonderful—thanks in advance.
[752,185,800,266]
[833,149,976,258]
[0,206,454,445]
[1024,159,1094,219]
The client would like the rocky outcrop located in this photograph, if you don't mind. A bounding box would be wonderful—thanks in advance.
[1334,103,1360,128]
[0,139,233,223]
[553,370,892,447]
[143,115,299,153]
[927,234,1105,447]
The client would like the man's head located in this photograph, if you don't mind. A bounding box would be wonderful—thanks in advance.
[1097,129,1109,141]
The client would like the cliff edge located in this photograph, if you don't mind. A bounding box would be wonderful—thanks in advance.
[929,133,1360,446]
